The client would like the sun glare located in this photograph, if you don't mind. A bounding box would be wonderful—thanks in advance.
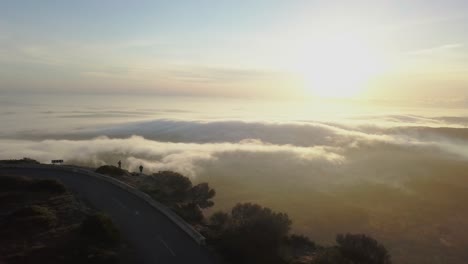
[295,34,385,98]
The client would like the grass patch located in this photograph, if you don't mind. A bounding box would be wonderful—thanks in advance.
[81,213,120,246]
[0,176,66,194]
[3,205,57,236]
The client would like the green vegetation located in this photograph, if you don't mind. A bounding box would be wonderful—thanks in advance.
[0,175,66,194]
[28,178,67,193]
[206,203,292,263]
[81,213,121,246]
[134,169,391,263]
[314,234,391,264]
[204,203,391,264]
[0,175,135,264]
[95,167,217,220]
[283,235,317,263]
[0,157,40,164]
[5,205,58,234]
[96,165,391,264]
[95,165,128,177]
[0,163,392,264]
[140,171,215,223]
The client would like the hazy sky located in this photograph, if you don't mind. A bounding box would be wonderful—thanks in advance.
[1,0,468,99]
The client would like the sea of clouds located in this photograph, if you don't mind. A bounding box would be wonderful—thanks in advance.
[2,115,468,263]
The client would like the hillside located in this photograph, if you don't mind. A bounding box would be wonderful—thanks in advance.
[0,174,138,264]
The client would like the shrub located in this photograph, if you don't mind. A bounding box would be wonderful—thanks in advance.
[4,205,58,234]
[0,176,66,194]
[336,233,391,264]
[173,203,204,224]
[210,203,292,263]
[141,171,193,204]
[95,165,126,177]
[29,179,67,194]
[287,235,316,250]
[209,211,230,230]
[314,234,391,264]
[140,171,216,222]
[0,176,31,191]
[188,183,215,208]
[280,235,317,264]
[81,213,120,246]
[0,158,40,164]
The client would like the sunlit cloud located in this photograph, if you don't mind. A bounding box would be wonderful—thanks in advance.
[408,43,464,55]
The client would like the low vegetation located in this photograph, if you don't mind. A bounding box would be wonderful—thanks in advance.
[95,166,216,223]
[0,158,40,165]
[204,203,391,264]
[4,205,58,235]
[0,175,135,264]
[314,234,391,264]
[81,213,121,246]
[95,165,129,177]
[140,171,216,223]
[206,203,292,263]
[0,175,66,194]
[95,165,392,264]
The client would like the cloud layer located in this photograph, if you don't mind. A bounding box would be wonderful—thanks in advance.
[2,117,468,263]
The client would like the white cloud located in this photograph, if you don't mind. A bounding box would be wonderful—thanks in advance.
[408,43,463,55]
[3,116,468,263]
[0,135,344,177]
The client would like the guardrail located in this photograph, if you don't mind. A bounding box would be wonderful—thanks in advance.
[0,164,206,245]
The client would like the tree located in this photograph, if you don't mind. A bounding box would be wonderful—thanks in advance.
[336,233,391,264]
[314,233,391,264]
[140,171,215,224]
[209,211,230,231]
[140,171,192,204]
[189,182,216,208]
[209,203,292,263]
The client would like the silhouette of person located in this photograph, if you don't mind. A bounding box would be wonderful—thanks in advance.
[118,160,121,169]
[139,165,143,174]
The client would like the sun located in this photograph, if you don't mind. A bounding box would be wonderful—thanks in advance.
[295,34,384,98]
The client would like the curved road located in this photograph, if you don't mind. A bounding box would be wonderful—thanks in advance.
[0,166,217,264]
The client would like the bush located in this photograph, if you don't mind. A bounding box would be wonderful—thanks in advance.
[29,179,67,194]
[314,233,391,264]
[209,211,230,231]
[81,213,120,246]
[4,205,58,234]
[284,234,317,257]
[140,171,215,224]
[0,176,66,194]
[0,176,31,191]
[173,203,204,224]
[188,183,215,208]
[209,203,292,263]
[0,158,40,164]
[141,171,193,204]
[95,165,126,177]
[336,233,391,264]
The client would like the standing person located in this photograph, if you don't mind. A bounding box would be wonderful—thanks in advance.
[139,165,143,174]
[117,160,122,169]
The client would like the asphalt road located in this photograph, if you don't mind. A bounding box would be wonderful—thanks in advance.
[0,167,217,264]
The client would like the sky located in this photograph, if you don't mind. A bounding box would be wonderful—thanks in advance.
[1,0,468,99]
